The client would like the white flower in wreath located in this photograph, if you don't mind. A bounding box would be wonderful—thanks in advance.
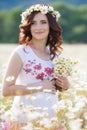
[48,6,54,12]
[34,4,41,11]
[40,5,48,14]
[29,6,34,12]
[26,9,32,15]
[21,11,27,17]
[54,11,61,20]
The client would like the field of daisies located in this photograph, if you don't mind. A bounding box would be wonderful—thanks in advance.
[0,44,87,130]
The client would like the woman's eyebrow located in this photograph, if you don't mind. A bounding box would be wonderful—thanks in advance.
[40,20,47,22]
[31,20,36,23]
[32,19,47,22]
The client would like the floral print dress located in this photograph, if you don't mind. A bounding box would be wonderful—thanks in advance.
[10,45,58,122]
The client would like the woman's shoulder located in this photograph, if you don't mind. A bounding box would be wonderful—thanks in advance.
[14,45,30,62]
[14,45,24,52]
[14,45,30,54]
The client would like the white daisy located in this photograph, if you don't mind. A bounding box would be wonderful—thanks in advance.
[48,6,54,12]
[34,4,41,11]
[40,5,48,14]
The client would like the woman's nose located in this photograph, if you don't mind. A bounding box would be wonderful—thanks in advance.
[35,23,42,29]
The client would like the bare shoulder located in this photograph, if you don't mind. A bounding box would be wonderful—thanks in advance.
[8,50,23,66]
[4,51,23,80]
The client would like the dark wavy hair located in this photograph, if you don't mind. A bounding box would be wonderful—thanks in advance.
[19,11,63,58]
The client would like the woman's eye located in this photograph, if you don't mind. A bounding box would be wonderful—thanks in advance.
[31,21,47,25]
[41,21,47,24]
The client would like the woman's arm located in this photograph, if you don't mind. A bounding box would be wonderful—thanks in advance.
[2,52,56,96]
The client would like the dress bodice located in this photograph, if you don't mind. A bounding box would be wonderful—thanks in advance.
[15,45,54,85]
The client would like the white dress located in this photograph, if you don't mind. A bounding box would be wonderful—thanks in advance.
[10,45,58,122]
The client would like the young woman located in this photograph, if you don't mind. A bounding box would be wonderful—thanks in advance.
[2,4,69,130]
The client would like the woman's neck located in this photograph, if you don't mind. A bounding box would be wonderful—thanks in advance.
[30,39,47,52]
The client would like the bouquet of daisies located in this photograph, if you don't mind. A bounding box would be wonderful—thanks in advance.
[53,55,78,77]
[53,54,79,90]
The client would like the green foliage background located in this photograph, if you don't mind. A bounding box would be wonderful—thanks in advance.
[0,2,87,44]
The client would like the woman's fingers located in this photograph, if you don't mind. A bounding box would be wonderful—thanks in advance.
[55,76,69,90]
[55,77,63,87]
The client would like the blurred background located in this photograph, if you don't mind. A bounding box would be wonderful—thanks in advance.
[0,0,87,74]
[0,0,87,43]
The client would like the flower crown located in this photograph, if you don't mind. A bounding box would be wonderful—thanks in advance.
[21,4,61,23]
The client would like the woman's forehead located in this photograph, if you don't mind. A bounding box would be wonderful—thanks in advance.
[33,12,48,21]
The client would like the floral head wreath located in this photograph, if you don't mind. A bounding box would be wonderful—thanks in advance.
[21,4,61,23]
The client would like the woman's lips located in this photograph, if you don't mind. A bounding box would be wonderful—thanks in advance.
[35,31,44,34]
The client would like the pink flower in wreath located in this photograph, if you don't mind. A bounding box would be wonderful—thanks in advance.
[36,72,44,80]
[44,67,54,74]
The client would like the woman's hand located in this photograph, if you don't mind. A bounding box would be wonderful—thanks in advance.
[41,80,56,94]
[55,76,70,91]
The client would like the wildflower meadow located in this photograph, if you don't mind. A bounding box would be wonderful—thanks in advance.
[0,43,87,130]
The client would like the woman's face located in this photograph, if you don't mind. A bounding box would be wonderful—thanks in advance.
[30,12,49,41]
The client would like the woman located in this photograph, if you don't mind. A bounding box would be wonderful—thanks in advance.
[2,4,69,130]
